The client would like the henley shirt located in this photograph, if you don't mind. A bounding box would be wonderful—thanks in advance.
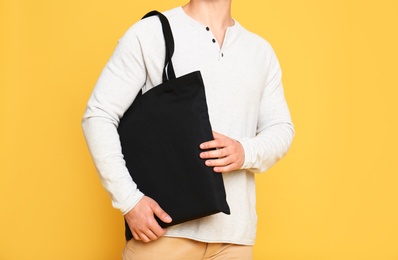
[82,7,294,245]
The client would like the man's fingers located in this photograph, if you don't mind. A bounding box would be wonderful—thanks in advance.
[142,229,159,241]
[133,222,166,242]
[142,200,170,237]
[200,140,219,150]
[200,138,231,150]
[205,156,232,167]
[200,148,228,159]
[132,231,141,241]
[200,132,230,150]
[138,233,151,243]
[213,164,236,173]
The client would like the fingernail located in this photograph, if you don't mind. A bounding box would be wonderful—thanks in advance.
[165,215,172,222]
[200,144,205,149]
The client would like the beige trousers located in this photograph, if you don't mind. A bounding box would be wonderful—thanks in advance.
[122,237,253,260]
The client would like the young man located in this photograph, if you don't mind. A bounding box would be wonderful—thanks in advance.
[82,0,294,258]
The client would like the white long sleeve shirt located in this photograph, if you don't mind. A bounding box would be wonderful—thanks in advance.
[82,7,294,245]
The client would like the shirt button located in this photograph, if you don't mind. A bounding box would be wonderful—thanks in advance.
[206,27,210,31]
[212,39,216,43]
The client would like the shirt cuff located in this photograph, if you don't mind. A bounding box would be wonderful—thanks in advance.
[236,137,254,170]
[118,189,145,215]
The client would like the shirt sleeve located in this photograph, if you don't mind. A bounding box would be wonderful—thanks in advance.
[81,25,146,215]
[238,48,295,173]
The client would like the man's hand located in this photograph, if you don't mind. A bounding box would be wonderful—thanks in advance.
[199,131,245,173]
[124,196,172,243]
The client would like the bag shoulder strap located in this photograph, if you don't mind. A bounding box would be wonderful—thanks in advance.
[142,11,176,82]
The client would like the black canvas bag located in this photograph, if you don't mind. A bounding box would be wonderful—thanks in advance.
[118,11,230,240]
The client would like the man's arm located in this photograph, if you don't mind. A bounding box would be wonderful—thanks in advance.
[199,48,294,173]
[82,21,171,242]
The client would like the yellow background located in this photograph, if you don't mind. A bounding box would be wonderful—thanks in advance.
[1,0,397,259]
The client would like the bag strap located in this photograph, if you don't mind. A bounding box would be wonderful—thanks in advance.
[142,11,176,82]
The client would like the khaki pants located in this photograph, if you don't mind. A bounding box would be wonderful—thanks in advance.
[122,237,253,260]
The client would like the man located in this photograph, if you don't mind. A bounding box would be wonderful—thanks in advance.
[82,0,294,258]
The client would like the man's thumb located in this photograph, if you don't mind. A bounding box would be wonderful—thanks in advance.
[152,203,172,223]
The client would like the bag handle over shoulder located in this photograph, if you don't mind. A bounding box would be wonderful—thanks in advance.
[142,11,176,82]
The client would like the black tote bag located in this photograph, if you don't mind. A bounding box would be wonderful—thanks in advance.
[117,11,230,240]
